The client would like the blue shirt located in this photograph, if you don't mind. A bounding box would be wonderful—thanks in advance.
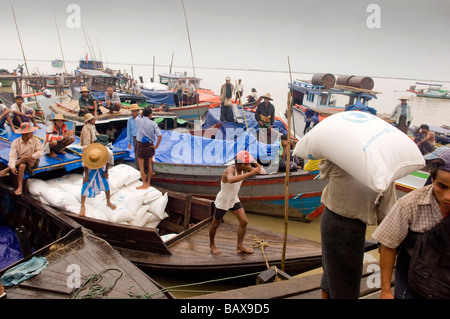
[136,116,162,144]
[126,116,138,145]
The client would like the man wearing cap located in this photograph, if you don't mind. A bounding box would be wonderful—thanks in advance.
[78,87,101,117]
[220,77,235,122]
[135,106,162,189]
[390,96,412,134]
[44,114,75,158]
[103,86,121,113]
[79,143,116,217]
[414,124,436,155]
[0,122,43,195]
[10,95,41,129]
[127,104,141,169]
[373,150,450,299]
[209,150,262,255]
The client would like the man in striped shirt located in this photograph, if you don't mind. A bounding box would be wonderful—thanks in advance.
[373,149,450,299]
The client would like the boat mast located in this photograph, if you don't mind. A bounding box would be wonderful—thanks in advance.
[54,16,68,74]
[181,0,201,126]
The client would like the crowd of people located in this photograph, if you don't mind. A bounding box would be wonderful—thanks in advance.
[0,77,448,300]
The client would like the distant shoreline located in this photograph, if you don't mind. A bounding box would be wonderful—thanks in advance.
[0,57,448,84]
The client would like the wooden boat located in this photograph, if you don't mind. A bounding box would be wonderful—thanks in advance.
[57,189,324,281]
[52,59,64,68]
[0,69,14,87]
[152,162,327,222]
[188,260,389,299]
[0,184,173,299]
[287,74,389,140]
[407,82,450,99]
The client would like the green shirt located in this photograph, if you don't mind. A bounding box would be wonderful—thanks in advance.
[79,94,97,108]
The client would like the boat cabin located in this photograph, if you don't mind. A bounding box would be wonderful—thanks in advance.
[78,59,104,71]
[74,69,118,92]
[159,72,202,90]
[289,80,377,110]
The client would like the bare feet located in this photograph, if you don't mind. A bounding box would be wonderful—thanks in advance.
[14,187,22,196]
[210,244,222,255]
[79,206,86,217]
[236,246,253,254]
[107,202,117,210]
[60,150,67,154]
[0,170,8,177]
[49,152,57,158]
[136,183,149,190]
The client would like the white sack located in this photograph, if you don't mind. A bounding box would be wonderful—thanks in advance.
[27,179,50,196]
[147,193,168,219]
[293,111,425,192]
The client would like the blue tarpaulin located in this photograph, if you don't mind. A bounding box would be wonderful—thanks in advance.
[203,106,287,139]
[113,127,280,166]
[141,89,175,105]
[0,124,129,179]
[0,225,23,270]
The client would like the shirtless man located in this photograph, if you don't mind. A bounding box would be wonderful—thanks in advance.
[209,150,262,255]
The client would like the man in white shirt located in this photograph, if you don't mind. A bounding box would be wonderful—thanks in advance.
[10,95,41,129]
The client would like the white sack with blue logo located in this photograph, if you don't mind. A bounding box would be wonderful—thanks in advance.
[293,111,425,192]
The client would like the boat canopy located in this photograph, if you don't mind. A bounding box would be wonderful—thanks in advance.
[415,82,443,87]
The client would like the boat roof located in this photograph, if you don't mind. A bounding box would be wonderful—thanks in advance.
[290,80,380,97]
[159,73,202,81]
[415,82,443,87]
[75,69,113,77]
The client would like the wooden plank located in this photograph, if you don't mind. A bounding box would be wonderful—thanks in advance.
[190,261,393,299]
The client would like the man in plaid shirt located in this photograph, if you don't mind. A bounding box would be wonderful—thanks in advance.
[373,149,450,299]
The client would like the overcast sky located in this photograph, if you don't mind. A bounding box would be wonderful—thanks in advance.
[1,0,449,80]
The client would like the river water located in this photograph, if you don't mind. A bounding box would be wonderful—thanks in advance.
[1,59,449,298]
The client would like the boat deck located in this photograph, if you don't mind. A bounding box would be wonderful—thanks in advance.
[116,217,323,280]
[188,261,391,299]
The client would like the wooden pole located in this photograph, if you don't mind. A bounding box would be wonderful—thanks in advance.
[152,55,155,83]
[169,52,174,73]
[235,80,248,131]
[281,56,294,271]
[54,16,68,74]
[11,5,43,119]
[181,0,201,125]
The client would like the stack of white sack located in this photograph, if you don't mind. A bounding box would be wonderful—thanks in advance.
[293,111,425,193]
[27,164,168,228]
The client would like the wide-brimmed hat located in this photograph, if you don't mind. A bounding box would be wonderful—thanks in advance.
[82,143,110,169]
[84,113,95,123]
[50,114,65,121]
[80,86,90,93]
[236,150,256,164]
[15,122,38,134]
[130,104,140,111]
[398,95,410,100]
[261,93,273,100]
